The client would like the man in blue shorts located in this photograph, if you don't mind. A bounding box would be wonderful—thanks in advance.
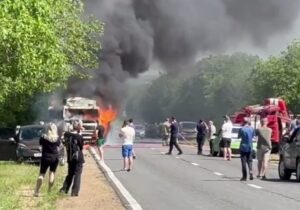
[119,120,135,172]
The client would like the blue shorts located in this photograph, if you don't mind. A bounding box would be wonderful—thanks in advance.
[122,145,133,158]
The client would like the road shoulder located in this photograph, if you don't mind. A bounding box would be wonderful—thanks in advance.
[56,150,125,210]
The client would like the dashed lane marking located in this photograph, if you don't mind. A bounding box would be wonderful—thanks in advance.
[247,184,263,189]
[175,157,180,159]
[213,172,224,176]
[191,163,199,166]
[160,152,165,154]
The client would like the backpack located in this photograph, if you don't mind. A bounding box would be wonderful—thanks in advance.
[66,134,80,162]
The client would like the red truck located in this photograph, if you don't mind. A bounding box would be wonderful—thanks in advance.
[231,98,291,153]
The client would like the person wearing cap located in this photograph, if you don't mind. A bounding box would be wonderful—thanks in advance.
[238,118,255,181]
[221,115,233,160]
[208,121,216,155]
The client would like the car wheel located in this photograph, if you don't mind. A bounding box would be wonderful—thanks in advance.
[213,151,218,157]
[278,158,292,180]
[296,159,300,182]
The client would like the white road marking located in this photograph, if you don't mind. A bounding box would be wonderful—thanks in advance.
[90,147,143,210]
[175,157,180,159]
[150,148,155,150]
[160,152,165,154]
[247,184,263,189]
[213,172,224,176]
[191,163,199,166]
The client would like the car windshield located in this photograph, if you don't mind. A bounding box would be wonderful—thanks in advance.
[181,122,196,129]
[20,127,44,140]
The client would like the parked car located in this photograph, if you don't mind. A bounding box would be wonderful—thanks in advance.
[135,124,146,139]
[211,124,257,156]
[0,127,17,161]
[278,130,300,181]
[15,124,65,164]
[178,121,197,140]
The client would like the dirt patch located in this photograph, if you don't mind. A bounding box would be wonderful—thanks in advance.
[56,151,125,210]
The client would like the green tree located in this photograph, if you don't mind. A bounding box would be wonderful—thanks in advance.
[0,0,103,126]
[252,41,300,112]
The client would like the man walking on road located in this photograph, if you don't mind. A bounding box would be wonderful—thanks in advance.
[208,121,216,155]
[221,116,233,160]
[238,119,255,181]
[256,118,272,179]
[166,117,183,155]
[196,119,208,155]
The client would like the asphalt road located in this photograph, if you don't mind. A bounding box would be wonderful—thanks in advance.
[103,138,300,210]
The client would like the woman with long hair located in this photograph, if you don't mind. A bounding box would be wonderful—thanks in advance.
[34,123,61,197]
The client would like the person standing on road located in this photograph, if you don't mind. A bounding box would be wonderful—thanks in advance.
[119,120,135,171]
[256,118,272,180]
[221,115,233,160]
[208,121,216,155]
[60,122,85,196]
[128,118,137,159]
[166,117,183,155]
[97,124,105,161]
[196,119,208,155]
[34,123,61,197]
[238,119,255,181]
[162,118,171,146]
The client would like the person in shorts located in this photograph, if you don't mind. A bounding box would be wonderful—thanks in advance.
[97,124,105,161]
[256,118,272,180]
[221,116,233,160]
[34,123,61,197]
[119,120,135,172]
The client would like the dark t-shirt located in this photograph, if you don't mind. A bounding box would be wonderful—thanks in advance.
[64,132,85,164]
[97,125,105,139]
[40,137,60,160]
[170,122,179,138]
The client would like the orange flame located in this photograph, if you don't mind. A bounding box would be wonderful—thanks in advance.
[99,106,118,137]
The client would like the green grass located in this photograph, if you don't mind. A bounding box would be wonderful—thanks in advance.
[0,161,65,210]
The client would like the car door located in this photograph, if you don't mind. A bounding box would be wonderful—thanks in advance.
[292,130,300,169]
[287,129,300,169]
[0,128,17,161]
[283,130,298,168]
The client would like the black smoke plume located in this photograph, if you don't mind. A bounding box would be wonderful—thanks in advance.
[67,0,300,108]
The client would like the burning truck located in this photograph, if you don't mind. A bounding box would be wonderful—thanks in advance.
[48,97,100,143]
[48,97,118,144]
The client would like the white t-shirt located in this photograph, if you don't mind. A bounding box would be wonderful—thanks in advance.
[221,121,232,139]
[120,126,135,145]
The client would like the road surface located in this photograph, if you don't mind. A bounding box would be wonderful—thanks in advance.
[102,138,300,210]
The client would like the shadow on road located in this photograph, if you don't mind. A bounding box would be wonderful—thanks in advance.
[261,178,298,183]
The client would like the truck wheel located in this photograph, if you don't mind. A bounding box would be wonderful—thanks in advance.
[296,159,300,182]
[278,158,292,180]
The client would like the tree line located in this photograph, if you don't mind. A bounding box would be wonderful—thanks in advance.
[127,41,300,126]
[0,0,103,127]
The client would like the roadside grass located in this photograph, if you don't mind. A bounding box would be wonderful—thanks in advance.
[0,161,66,210]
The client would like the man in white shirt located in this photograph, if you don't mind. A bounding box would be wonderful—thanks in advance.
[119,120,135,172]
[221,116,233,161]
[208,121,216,155]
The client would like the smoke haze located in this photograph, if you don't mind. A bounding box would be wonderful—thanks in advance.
[67,0,300,108]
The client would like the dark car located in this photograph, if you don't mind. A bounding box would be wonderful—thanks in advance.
[0,127,17,161]
[15,125,65,164]
[178,121,197,140]
[278,129,300,182]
